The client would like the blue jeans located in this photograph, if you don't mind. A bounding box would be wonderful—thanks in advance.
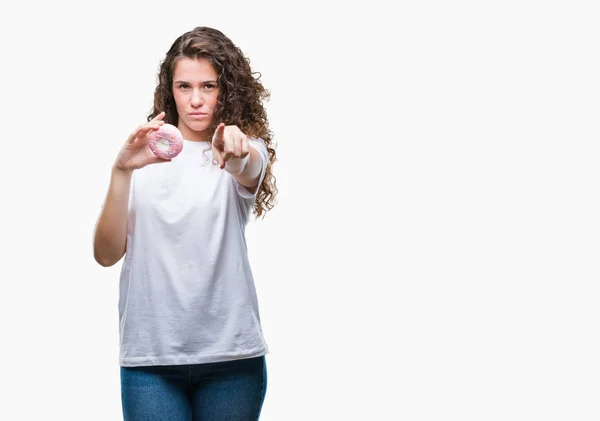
[120,356,267,421]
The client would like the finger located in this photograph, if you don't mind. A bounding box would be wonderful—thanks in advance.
[212,123,226,147]
[240,135,250,158]
[126,126,143,144]
[128,121,163,145]
[145,121,164,134]
[145,145,172,162]
[145,118,165,128]
[233,134,242,158]
[223,134,235,164]
[151,156,172,164]
[212,144,224,168]
[139,121,164,141]
[150,111,166,122]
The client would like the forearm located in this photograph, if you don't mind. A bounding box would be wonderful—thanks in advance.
[93,167,133,267]
[225,146,262,188]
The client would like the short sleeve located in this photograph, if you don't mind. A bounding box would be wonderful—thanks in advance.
[235,138,268,199]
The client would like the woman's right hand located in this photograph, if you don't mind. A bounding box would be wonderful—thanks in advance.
[113,112,171,172]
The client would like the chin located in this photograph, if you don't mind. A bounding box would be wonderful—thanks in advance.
[186,121,210,133]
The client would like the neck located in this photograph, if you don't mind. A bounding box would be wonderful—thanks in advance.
[178,120,211,142]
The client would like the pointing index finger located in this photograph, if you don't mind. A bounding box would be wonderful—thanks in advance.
[213,123,225,144]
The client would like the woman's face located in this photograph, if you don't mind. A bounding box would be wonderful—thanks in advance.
[172,57,220,141]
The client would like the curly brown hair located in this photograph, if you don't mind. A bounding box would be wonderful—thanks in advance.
[147,26,277,218]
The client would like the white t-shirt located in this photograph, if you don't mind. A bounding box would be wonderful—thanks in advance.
[117,138,269,367]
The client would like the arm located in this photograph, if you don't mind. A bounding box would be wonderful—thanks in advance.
[224,145,263,191]
[93,167,133,267]
[93,113,170,267]
[211,123,264,193]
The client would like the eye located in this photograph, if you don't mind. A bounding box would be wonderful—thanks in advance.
[203,83,217,92]
[178,83,190,90]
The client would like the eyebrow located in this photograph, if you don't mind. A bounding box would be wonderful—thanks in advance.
[173,80,218,84]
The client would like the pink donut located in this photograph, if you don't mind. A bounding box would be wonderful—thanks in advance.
[148,124,184,159]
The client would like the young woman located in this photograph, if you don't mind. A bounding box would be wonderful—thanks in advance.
[93,26,277,421]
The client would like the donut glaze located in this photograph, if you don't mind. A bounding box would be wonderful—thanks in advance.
[148,124,184,159]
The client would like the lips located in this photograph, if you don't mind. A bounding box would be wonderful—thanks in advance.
[189,112,207,116]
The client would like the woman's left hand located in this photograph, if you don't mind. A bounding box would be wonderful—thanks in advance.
[211,123,250,169]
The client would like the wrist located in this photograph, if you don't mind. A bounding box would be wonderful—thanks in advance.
[223,154,249,175]
[111,165,134,179]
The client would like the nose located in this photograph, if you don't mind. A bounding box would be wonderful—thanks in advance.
[190,88,204,107]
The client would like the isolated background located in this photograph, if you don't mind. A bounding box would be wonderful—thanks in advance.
[0,0,598,420]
